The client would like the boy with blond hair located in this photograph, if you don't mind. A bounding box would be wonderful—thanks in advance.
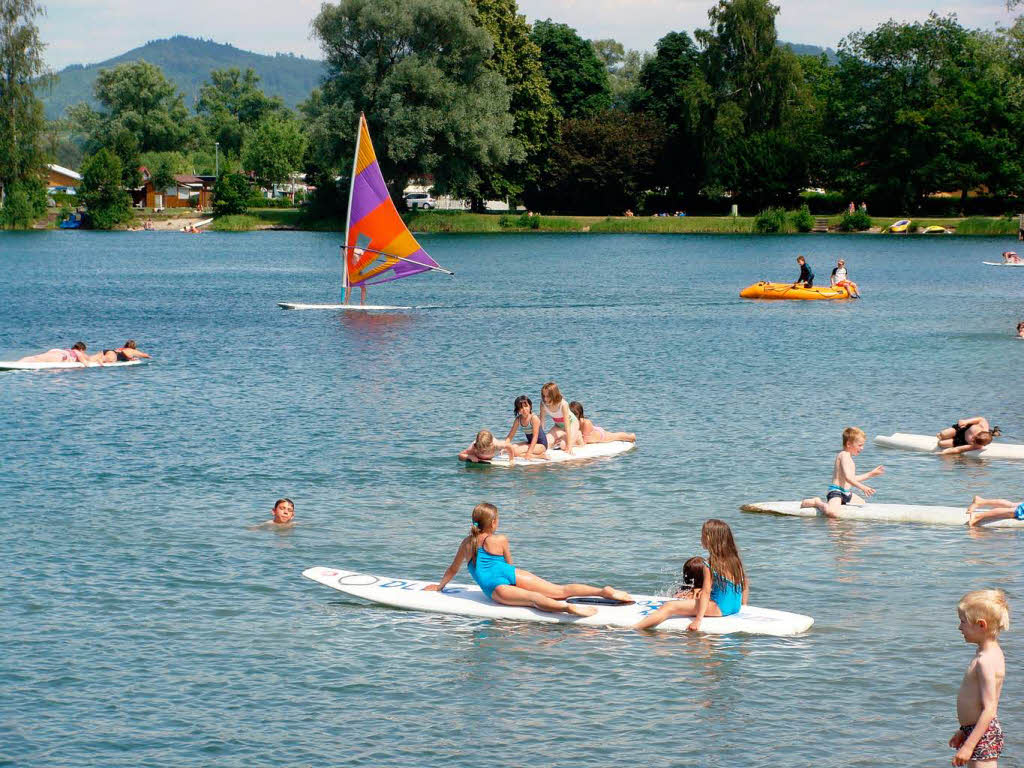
[458,429,511,463]
[950,589,1008,766]
[800,427,885,517]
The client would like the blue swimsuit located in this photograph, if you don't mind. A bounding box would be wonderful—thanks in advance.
[709,572,743,616]
[467,535,517,599]
[521,416,548,448]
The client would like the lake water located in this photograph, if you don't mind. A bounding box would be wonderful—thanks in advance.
[3,230,1023,767]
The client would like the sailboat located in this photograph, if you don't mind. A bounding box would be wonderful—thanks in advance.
[278,114,453,310]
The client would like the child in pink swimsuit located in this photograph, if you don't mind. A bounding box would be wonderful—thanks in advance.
[568,401,636,444]
[18,342,90,364]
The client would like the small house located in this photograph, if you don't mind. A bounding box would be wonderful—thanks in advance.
[137,167,214,210]
[47,163,81,193]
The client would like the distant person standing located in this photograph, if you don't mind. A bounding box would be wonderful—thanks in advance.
[859,202,868,213]
[794,255,814,288]
[847,201,855,214]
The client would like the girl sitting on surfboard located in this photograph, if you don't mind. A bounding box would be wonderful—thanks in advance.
[426,503,632,617]
[633,519,747,631]
[539,381,583,455]
[936,417,1001,455]
[568,401,636,444]
[503,395,548,460]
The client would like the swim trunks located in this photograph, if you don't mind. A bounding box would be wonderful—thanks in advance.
[1015,502,1024,521]
[959,718,1003,761]
[467,535,516,600]
[952,423,970,448]
[826,484,853,505]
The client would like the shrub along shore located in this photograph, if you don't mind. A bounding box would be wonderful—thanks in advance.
[201,209,1021,236]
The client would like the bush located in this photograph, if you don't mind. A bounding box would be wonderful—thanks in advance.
[754,207,787,233]
[213,173,251,216]
[838,210,873,231]
[788,204,814,233]
[498,212,540,229]
[800,191,846,215]
[0,178,48,229]
[80,148,133,229]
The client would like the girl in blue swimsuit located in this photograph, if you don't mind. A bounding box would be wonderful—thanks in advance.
[633,519,747,631]
[426,503,632,616]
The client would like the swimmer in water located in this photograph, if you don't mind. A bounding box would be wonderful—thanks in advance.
[251,498,296,529]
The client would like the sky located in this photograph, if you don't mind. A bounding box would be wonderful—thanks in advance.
[39,0,1018,71]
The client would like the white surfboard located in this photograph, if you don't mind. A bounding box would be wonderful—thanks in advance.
[741,500,1024,528]
[468,440,637,467]
[0,359,145,371]
[277,302,413,310]
[302,567,814,636]
[982,261,1024,267]
[874,432,1024,460]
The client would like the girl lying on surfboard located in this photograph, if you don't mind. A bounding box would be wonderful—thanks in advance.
[568,401,636,444]
[426,503,632,617]
[18,341,91,364]
[632,519,747,631]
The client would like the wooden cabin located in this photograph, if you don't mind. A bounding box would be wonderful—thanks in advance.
[46,164,81,191]
[137,166,214,210]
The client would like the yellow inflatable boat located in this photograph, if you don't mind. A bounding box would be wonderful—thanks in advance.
[739,282,853,300]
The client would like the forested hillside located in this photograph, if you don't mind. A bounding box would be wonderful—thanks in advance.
[41,36,324,118]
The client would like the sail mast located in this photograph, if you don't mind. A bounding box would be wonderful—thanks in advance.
[342,114,363,303]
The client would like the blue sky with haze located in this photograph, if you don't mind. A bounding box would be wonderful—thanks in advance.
[39,0,1017,70]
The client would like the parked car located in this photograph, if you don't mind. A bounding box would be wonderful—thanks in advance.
[404,192,435,210]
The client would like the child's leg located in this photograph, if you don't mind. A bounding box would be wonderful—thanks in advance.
[823,495,845,518]
[632,599,698,630]
[849,493,867,505]
[527,442,547,457]
[968,508,1016,527]
[18,350,64,363]
[937,428,955,441]
[514,569,631,603]
[968,496,1017,512]
[491,584,596,617]
[548,428,565,449]
[603,430,636,442]
[800,497,828,513]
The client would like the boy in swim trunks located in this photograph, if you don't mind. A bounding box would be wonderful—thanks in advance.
[950,589,1007,766]
[800,427,885,517]
[966,496,1024,528]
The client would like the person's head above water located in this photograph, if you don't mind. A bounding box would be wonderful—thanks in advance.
[513,395,532,416]
[679,556,706,592]
[541,381,562,405]
[122,340,137,349]
[272,498,295,524]
[973,429,999,446]
[473,429,495,456]
[470,502,498,536]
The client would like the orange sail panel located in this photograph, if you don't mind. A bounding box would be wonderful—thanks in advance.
[345,115,441,287]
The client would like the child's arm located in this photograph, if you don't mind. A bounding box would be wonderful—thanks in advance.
[498,535,513,565]
[459,444,482,462]
[561,402,577,455]
[854,465,884,483]
[954,657,1002,765]
[687,565,713,631]
[841,453,876,496]
[425,540,470,591]
[939,444,981,455]
[504,419,519,443]
[742,580,749,606]
[957,417,983,428]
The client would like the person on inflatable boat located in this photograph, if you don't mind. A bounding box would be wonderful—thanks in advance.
[794,255,814,288]
[830,259,861,298]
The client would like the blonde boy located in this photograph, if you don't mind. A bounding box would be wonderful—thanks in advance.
[950,590,1008,766]
[800,427,885,517]
[458,430,510,463]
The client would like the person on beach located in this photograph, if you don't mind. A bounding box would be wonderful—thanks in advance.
[794,255,814,288]
[830,259,862,298]
[252,498,296,529]
[503,395,548,463]
[937,418,1001,455]
[459,429,510,463]
[632,519,746,631]
[965,496,1024,527]
[949,589,1007,766]
[426,502,632,617]
[18,341,93,364]
[568,401,636,444]
[800,427,885,516]
[539,381,583,455]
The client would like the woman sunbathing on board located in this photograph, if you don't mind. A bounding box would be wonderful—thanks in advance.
[18,341,93,364]
[503,395,549,461]
[568,401,636,444]
[426,503,632,617]
[539,381,583,455]
[1002,251,1020,264]
[96,340,152,364]
[937,418,1001,455]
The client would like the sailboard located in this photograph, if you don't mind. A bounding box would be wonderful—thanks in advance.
[874,432,1024,460]
[278,113,452,310]
[302,567,814,636]
[466,440,637,467]
[0,359,144,371]
[741,501,1024,528]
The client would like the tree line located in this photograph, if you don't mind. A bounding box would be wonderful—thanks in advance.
[2,0,1022,228]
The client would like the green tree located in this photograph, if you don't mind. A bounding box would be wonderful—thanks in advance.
[197,67,285,156]
[309,0,514,203]
[0,177,46,227]
[241,114,306,194]
[0,0,50,211]
[212,172,250,215]
[80,148,133,229]
[104,127,142,188]
[591,38,649,109]
[466,0,558,206]
[68,60,194,154]
[531,20,611,118]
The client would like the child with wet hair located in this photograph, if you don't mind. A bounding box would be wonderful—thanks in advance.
[252,498,296,529]
[458,429,510,463]
[568,401,636,444]
[674,556,706,599]
[950,589,1008,766]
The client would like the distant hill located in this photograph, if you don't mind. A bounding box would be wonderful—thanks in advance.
[781,41,839,63]
[40,36,325,119]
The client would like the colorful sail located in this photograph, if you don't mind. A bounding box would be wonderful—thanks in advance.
[345,114,444,288]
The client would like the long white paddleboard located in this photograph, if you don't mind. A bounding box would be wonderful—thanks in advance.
[468,440,637,467]
[983,262,1024,267]
[277,302,413,310]
[302,567,813,636]
[0,359,145,371]
[741,500,1024,528]
[875,432,1024,460]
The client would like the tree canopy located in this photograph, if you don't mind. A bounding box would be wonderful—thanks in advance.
[197,67,285,156]
[531,19,611,118]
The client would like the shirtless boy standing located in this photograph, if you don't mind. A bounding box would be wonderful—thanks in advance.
[950,589,1008,767]
[800,427,885,517]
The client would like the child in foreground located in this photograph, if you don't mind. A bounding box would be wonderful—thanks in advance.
[800,427,884,517]
[949,589,1008,766]
[426,503,632,617]
[632,519,746,631]
[252,498,295,529]
[966,496,1024,527]
[568,401,636,444]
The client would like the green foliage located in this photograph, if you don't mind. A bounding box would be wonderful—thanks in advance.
[309,0,514,203]
[241,114,306,190]
[80,148,133,229]
[754,207,787,233]
[839,210,873,231]
[789,204,814,232]
[955,216,1019,235]
[591,39,650,109]
[0,177,47,228]
[499,212,541,229]
[103,128,142,188]
[0,0,51,192]
[212,172,251,216]
[531,20,612,118]
[197,67,286,156]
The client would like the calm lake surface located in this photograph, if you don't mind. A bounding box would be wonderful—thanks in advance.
[3,230,1023,767]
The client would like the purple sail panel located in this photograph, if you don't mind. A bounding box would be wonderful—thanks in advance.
[349,164,390,226]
